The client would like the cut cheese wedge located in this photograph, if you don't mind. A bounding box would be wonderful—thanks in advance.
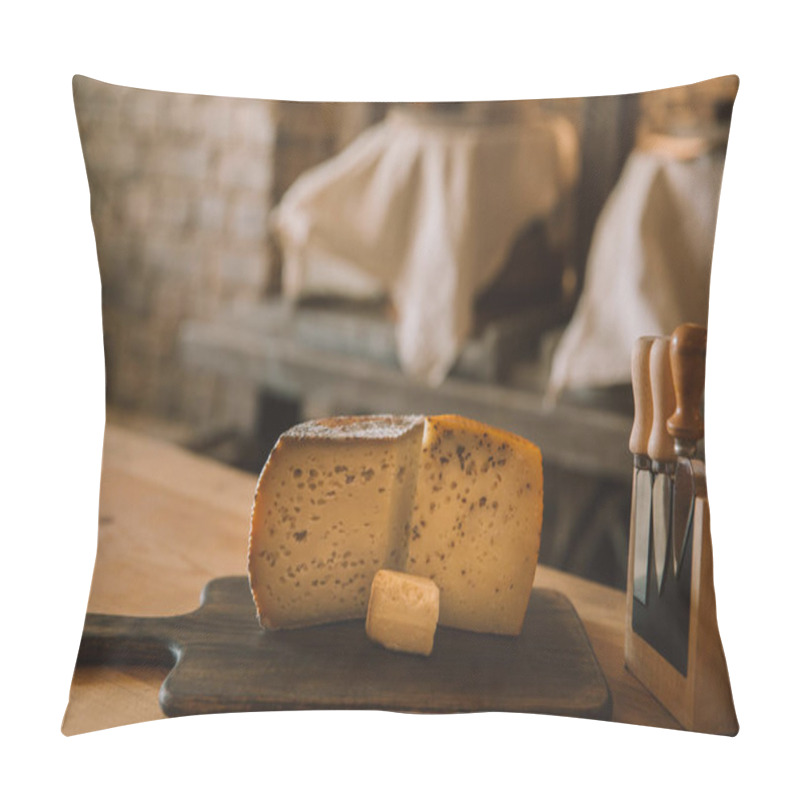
[248,414,543,635]
[248,415,424,629]
[406,415,543,635]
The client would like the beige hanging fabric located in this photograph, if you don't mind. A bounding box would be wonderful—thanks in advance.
[547,146,726,397]
[272,109,579,384]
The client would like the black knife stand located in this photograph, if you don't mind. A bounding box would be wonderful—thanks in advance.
[624,467,738,735]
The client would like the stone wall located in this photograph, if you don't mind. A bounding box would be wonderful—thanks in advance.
[73,77,382,433]
[74,77,273,430]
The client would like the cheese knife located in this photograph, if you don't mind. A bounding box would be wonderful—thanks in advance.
[667,323,707,574]
[647,336,677,595]
[630,336,657,604]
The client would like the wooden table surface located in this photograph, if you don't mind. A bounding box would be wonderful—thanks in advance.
[61,424,680,736]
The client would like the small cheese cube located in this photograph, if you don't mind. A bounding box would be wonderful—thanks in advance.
[365,569,440,656]
[406,415,543,635]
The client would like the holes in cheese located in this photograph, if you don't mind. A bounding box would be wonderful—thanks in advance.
[405,415,543,635]
[365,569,440,656]
[248,414,543,636]
[248,415,425,629]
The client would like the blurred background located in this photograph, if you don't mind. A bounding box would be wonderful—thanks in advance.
[73,74,737,590]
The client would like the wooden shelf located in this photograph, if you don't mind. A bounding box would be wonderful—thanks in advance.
[178,300,633,482]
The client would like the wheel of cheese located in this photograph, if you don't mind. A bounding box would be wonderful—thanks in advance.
[248,414,543,635]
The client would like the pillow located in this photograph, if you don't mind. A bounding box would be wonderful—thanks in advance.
[63,75,738,736]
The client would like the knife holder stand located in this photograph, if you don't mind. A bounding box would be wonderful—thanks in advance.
[624,478,738,735]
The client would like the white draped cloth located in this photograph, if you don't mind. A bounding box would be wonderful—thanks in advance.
[547,145,726,396]
[272,109,579,384]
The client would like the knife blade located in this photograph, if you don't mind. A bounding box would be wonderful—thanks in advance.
[667,323,707,575]
[647,336,677,595]
[629,336,657,604]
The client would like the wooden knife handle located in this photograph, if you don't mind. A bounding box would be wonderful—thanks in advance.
[647,336,677,462]
[667,323,707,447]
[629,336,657,456]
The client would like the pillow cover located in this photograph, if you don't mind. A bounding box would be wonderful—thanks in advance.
[63,75,738,736]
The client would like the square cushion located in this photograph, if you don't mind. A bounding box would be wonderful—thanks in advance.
[64,74,738,736]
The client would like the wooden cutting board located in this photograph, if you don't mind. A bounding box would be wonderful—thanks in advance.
[77,576,611,720]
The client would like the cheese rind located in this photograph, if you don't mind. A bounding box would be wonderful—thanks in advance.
[248,415,424,629]
[405,415,543,635]
[365,569,440,656]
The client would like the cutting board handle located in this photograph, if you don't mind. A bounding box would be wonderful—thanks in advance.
[77,612,189,668]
